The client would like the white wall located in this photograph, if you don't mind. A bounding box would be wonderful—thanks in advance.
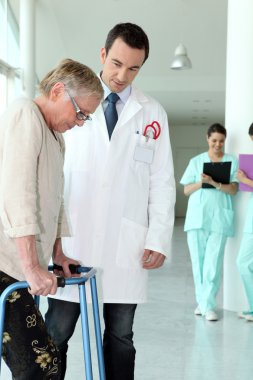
[223,0,253,312]
[35,0,66,79]
[169,124,207,217]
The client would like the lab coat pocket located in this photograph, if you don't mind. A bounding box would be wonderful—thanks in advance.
[137,134,156,148]
[133,135,156,164]
[116,218,148,269]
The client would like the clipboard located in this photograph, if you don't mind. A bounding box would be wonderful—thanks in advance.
[239,154,253,192]
[202,161,231,188]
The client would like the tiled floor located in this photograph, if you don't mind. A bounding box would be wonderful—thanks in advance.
[1,218,253,379]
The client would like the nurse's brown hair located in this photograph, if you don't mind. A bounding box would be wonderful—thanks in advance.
[207,123,227,138]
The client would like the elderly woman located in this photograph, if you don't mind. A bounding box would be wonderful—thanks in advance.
[180,123,238,321]
[0,59,103,379]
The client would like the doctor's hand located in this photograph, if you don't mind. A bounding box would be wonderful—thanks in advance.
[142,249,166,270]
[52,238,80,278]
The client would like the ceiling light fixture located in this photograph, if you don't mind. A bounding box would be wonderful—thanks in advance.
[170,43,192,70]
[170,0,192,70]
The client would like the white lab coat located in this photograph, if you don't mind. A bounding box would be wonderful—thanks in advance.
[54,86,175,303]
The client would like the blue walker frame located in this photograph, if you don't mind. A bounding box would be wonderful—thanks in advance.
[0,266,106,380]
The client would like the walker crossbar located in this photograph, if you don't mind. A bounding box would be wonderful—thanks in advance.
[0,267,105,380]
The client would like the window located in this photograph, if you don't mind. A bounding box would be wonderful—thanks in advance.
[0,73,7,114]
[0,0,21,115]
[0,0,19,66]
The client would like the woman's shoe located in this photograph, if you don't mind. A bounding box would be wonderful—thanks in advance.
[205,310,218,321]
[194,306,202,316]
[238,311,253,321]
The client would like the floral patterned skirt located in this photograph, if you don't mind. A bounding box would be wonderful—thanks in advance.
[0,271,61,379]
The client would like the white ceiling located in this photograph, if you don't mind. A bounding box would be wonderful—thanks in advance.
[10,0,228,127]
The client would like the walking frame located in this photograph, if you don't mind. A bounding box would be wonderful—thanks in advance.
[0,265,106,380]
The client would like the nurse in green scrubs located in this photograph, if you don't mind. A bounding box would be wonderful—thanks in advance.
[180,123,238,321]
[237,123,253,322]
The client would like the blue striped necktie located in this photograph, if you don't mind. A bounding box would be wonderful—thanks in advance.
[104,93,119,139]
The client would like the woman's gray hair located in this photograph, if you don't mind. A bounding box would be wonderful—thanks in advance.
[38,58,103,99]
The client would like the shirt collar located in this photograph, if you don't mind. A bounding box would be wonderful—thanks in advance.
[100,75,131,105]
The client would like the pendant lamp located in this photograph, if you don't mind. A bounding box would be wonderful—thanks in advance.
[170,43,192,70]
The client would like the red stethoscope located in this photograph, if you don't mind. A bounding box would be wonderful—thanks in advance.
[143,121,161,140]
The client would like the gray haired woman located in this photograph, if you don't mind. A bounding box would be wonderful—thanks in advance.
[0,59,103,379]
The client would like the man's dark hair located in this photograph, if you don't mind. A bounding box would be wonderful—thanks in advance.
[248,123,253,136]
[105,22,149,64]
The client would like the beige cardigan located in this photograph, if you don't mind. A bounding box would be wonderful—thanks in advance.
[0,98,70,281]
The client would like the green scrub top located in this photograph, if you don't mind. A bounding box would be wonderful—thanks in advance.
[180,152,238,237]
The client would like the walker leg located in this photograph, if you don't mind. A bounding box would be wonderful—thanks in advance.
[90,277,106,380]
[34,295,40,307]
[79,283,93,380]
[0,296,7,373]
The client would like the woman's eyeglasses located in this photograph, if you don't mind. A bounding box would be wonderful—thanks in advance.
[66,89,92,122]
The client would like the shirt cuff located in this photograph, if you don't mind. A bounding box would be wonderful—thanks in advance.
[4,224,40,238]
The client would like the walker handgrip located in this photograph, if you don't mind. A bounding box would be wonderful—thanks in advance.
[56,277,65,288]
[53,263,81,274]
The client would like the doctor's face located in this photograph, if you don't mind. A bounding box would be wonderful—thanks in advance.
[100,38,145,93]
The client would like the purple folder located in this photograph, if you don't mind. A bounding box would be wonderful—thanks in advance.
[239,154,253,192]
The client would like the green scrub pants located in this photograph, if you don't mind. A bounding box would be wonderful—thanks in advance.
[237,233,253,311]
[187,229,227,314]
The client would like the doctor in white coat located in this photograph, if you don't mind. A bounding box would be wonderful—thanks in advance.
[45,23,176,380]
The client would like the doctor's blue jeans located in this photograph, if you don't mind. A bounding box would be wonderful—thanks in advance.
[45,298,137,380]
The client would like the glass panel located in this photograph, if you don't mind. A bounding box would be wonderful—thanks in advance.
[0,0,19,65]
[0,73,7,115]
[0,0,21,113]
[7,1,19,66]
[0,0,7,60]
[14,74,22,98]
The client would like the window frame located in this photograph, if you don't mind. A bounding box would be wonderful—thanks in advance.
[0,0,21,113]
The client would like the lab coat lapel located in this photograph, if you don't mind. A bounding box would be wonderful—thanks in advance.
[93,88,148,137]
[93,104,109,142]
[118,97,142,126]
[117,87,147,127]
